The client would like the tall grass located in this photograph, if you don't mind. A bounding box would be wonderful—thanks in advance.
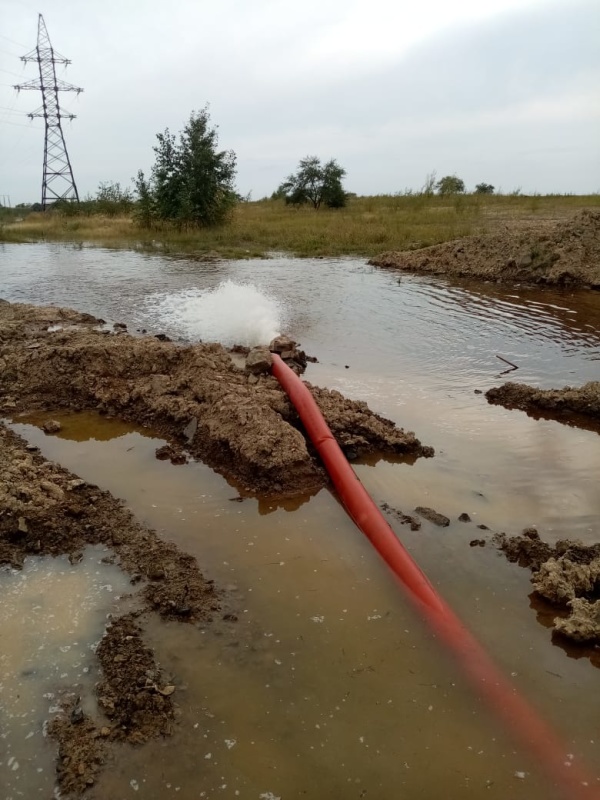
[1,193,598,259]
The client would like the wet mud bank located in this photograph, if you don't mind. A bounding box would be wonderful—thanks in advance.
[370,210,600,288]
[486,381,600,432]
[496,530,600,645]
[0,421,219,794]
[0,300,432,497]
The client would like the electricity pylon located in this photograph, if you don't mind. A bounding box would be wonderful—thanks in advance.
[15,14,83,209]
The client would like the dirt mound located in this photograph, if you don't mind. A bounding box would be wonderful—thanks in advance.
[369,210,600,288]
[0,301,433,496]
[496,530,600,644]
[486,381,600,432]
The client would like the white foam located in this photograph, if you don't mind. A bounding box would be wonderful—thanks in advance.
[149,281,286,346]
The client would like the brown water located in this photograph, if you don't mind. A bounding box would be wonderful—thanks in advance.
[1,243,600,798]
[0,546,132,798]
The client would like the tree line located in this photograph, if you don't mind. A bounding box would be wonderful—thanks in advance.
[39,107,498,226]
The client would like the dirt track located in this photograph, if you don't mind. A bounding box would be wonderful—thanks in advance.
[0,300,433,497]
[370,209,600,288]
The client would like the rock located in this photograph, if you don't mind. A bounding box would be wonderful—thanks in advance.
[469,539,486,547]
[40,479,64,500]
[245,347,273,375]
[553,598,600,643]
[414,506,450,527]
[458,512,471,522]
[17,516,29,534]
[113,322,127,331]
[477,524,490,530]
[269,335,296,354]
[247,373,259,385]
[67,479,86,491]
[42,419,62,434]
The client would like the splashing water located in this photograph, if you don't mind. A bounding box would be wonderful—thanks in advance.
[148,281,286,346]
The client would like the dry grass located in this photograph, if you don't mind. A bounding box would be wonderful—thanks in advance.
[2,194,598,259]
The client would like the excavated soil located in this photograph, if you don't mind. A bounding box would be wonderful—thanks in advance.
[369,209,600,288]
[0,298,433,795]
[486,381,600,433]
[0,421,219,795]
[495,530,600,645]
[0,300,433,498]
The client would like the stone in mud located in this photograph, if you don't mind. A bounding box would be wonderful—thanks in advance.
[553,598,600,643]
[415,506,450,527]
[458,512,471,522]
[269,335,296,354]
[155,444,187,465]
[245,346,273,374]
[42,419,62,434]
[469,539,486,547]
[532,556,600,604]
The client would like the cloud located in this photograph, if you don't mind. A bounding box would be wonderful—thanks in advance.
[0,0,598,204]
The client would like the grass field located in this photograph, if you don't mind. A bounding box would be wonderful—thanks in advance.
[1,193,598,259]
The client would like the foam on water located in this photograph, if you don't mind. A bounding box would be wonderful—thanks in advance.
[148,281,286,346]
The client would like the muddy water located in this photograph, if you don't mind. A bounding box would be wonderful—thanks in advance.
[0,546,131,798]
[2,243,600,797]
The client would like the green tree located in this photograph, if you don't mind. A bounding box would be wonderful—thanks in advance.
[474,182,495,195]
[136,108,237,228]
[277,156,347,209]
[94,181,134,216]
[436,175,465,195]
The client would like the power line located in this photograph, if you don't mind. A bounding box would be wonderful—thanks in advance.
[14,14,83,209]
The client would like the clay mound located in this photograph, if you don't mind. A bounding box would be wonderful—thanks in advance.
[369,209,600,288]
[486,381,600,428]
[496,530,600,644]
[0,301,432,496]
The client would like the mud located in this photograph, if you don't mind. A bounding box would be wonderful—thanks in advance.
[380,502,421,531]
[0,421,217,794]
[495,530,600,645]
[486,381,600,432]
[0,300,433,498]
[370,209,600,288]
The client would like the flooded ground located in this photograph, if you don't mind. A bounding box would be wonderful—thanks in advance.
[0,546,131,798]
[1,242,600,798]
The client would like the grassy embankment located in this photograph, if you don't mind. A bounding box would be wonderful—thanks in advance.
[1,194,598,259]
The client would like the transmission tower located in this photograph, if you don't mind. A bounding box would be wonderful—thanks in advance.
[14,14,83,209]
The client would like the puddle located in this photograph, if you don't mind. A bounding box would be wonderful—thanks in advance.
[0,546,131,798]
[6,413,600,798]
[2,242,600,796]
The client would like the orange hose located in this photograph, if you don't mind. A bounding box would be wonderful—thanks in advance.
[271,353,599,800]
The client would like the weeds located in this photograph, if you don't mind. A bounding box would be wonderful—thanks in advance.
[1,193,599,259]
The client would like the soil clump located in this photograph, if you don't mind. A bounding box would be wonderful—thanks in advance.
[495,529,600,645]
[486,381,600,432]
[369,210,600,288]
[0,421,218,794]
[0,300,433,498]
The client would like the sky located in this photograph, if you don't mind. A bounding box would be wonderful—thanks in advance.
[0,0,599,205]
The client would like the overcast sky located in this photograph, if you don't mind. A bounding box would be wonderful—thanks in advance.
[1,0,599,205]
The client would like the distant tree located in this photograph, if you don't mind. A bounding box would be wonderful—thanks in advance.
[474,182,495,195]
[421,170,437,196]
[277,156,347,209]
[94,181,135,216]
[135,107,237,228]
[436,175,466,195]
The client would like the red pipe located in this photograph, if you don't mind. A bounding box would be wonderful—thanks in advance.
[271,353,599,800]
